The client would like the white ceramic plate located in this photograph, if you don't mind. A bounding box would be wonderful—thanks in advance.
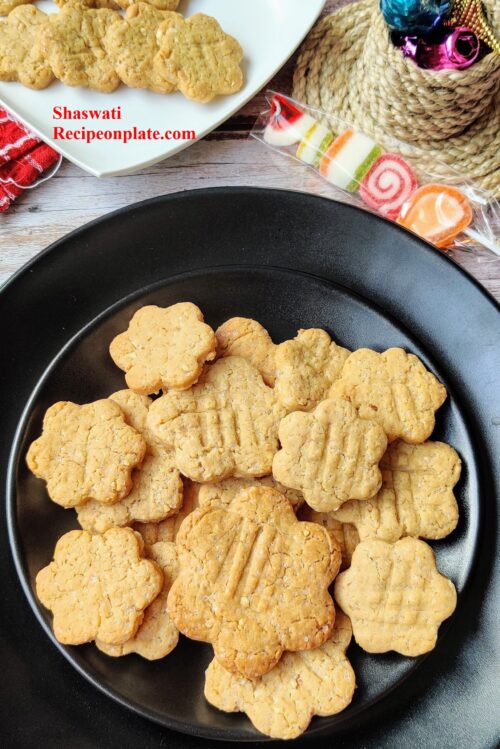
[0,0,324,176]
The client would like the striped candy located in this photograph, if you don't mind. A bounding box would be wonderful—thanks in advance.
[319,130,382,192]
[360,154,417,219]
[296,122,334,167]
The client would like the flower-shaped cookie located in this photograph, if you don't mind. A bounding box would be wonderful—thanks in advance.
[204,611,356,739]
[168,486,340,679]
[198,475,304,512]
[26,399,146,508]
[0,5,54,89]
[334,537,457,656]
[40,3,122,92]
[97,541,179,660]
[273,398,387,512]
[147,356,286,482]
[76,391,183,532]
[275,328,350,412]
[103,3,179,93]
[329,348,447,443]
[109,303,217,394]
[36,528,163,645]
[133,480,201,544]
[216,318,277,387]
[155,13,244,103]
[332,441,461,542]
[300,505,359,570]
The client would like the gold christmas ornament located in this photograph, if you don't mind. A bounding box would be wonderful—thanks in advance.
[446,0,500,54]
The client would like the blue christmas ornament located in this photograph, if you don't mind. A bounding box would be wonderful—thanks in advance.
[380,0,451,36]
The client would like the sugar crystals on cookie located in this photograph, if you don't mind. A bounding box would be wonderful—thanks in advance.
[273,397,388,512]
[76,390,183,532]
[334,537,457,656]
[167,486,340,679]
[27,398,146,508]
[204,610,355,739]
[36,527,163,645]
[330,347,447,443]
[147,356,285,482]
[110,302,217,395]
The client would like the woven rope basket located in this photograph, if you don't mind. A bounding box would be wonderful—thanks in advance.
[293,0,500,196]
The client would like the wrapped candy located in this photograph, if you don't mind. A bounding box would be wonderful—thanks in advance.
[297,122,334,167]
[380,0,450,35]
[396,27,481,70]
[445,0,500,55]
[360,154,417,218]
[319,130,382,192]
[252,91,499,255]
[263,94,316,146]
[398,184,473,247]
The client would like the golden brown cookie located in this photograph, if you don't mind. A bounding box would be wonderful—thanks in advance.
[147,356,286,483]
[26,399,146,508]
[332,441,461,543]
[329,348,447,444]
[133,480,201,544]
[56,0,179,8]
[76,391,183,532]
[103,3,179,93]
[216,318,277,387]
[299,505,359,570]
[40,2,121,92]
[96,541,179,660]
[54,0,121,9]
[0,6,54,89]
[334,537,457,656]
[198,476,304,512]
[124,0,178,7]
[273,398,387,512]
[168,486,339,679]
[36,528,163,645]
[109,303,217,395]
[105,0,179,9]
[204,610,355,739]
[155,13,244,103]
[275,329,350,412]
[0,0,30,16]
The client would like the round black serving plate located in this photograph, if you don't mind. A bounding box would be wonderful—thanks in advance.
[1,188,498,749]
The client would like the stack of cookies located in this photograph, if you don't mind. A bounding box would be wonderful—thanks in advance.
[29,301,460,739]
[0,0,244,100]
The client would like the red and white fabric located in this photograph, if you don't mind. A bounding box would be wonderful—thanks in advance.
[0,108,60,212]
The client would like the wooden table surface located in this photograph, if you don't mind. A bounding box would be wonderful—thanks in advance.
[0,0,498,299]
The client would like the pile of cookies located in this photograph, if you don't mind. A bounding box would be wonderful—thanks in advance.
[29,301,460,739]
[0,0,244,99]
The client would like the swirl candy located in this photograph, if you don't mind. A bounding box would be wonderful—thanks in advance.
[360,154,417,219]
[398,184,473,247]
[319,130,382,192]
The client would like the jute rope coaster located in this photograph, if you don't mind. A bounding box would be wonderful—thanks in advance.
[293,0,500,196]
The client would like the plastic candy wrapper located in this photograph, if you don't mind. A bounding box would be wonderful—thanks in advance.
[252,92,499,258]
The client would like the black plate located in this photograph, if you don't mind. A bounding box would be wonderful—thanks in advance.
[1,188,499,749]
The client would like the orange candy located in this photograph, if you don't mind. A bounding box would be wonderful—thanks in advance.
[398,184,473,248]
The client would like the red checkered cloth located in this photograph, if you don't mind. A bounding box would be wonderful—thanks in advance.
[0,108,60,212]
